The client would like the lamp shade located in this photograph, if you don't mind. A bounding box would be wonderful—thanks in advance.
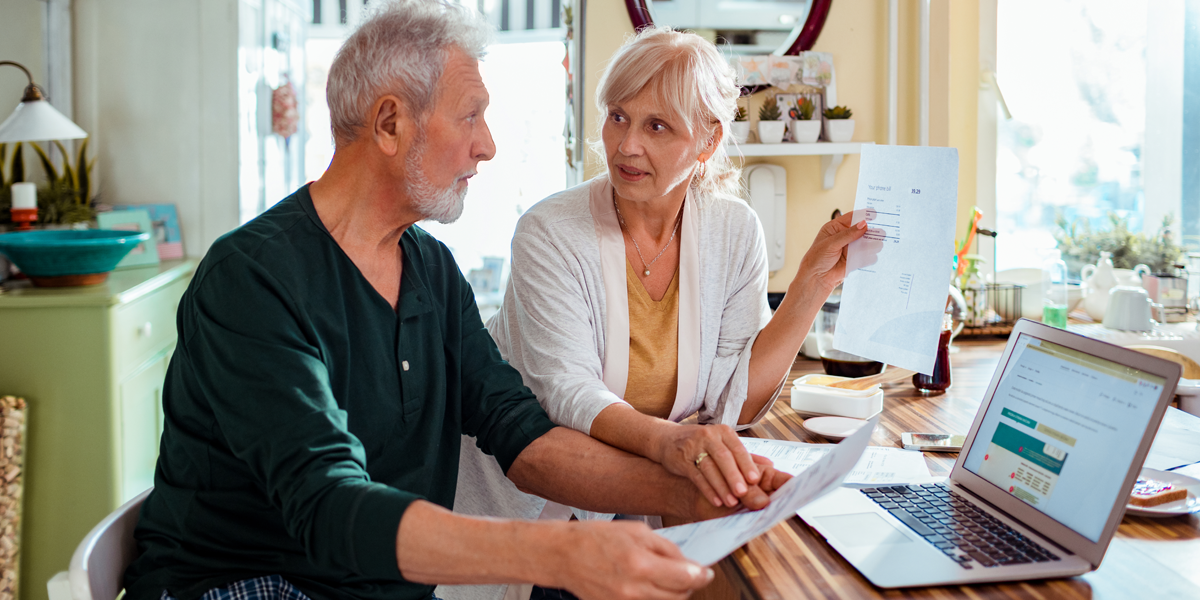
[0,99,88,143]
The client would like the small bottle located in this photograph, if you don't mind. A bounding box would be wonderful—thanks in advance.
[1042,249,1069,328]
[912,313,953,394]
[960,255,987,327]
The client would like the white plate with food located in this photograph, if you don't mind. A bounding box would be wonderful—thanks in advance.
[1124,467,1200,518]
[802,416,871,441]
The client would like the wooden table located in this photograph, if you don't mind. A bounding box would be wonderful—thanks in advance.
[725,339,1200,599]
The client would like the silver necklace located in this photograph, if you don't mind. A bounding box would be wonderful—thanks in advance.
[613,197,682,277]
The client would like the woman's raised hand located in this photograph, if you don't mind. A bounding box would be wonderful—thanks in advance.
[796,209,883,294]
[653,423,762,508]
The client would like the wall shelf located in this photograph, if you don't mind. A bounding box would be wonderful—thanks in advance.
[729,141,868,190]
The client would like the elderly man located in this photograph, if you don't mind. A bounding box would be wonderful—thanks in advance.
[123,2,786,600]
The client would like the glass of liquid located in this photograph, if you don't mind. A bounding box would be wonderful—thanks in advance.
[912,313,953,394]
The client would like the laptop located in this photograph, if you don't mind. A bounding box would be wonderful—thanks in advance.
[797,318,1181,587]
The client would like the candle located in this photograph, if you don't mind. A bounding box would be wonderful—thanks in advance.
[11,183,36,210]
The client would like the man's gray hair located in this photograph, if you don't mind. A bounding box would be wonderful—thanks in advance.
[327,0,491,146]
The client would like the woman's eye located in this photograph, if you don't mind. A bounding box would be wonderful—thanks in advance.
[651,122,667,132]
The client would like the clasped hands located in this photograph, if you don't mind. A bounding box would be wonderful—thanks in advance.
[652,422,789,512]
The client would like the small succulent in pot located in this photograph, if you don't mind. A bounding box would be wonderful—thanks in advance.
[758,96,783,121]
[734,106,748,122]
[756,97,786,144]
[823,105,853,120]
[822,105,855,142]
[790,97,816,121]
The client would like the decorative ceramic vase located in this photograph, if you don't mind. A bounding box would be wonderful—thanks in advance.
[826,119,855,143]
[757,121,786,144]
[728,121,751,145]
[789,120,821,143]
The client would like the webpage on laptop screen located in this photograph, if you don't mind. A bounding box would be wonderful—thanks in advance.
[963,334,1165,542]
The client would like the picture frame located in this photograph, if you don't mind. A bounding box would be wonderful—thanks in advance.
[112,203,183,259]
[97,209,160,269]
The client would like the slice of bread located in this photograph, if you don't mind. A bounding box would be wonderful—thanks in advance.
[1129,478,1189,507]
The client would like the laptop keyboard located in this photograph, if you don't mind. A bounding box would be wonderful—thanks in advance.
[860,483,1062,569]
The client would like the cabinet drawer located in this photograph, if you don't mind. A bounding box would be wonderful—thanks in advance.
[113,277,188,377]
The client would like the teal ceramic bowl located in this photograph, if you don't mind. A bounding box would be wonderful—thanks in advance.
[0,229,152,286]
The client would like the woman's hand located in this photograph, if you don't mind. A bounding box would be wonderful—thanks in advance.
[796,209,883,294]
[689,454,792,522]
[652,423,762,508]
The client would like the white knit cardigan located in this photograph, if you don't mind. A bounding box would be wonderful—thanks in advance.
[442,177,779,600]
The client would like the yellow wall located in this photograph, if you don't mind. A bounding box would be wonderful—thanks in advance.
[582,0,981,292]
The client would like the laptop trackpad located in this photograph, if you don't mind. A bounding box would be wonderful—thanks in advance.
[812,513,915,547]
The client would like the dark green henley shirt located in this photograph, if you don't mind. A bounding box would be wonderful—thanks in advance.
[124,185,556,600]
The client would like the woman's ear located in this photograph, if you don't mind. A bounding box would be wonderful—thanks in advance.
[697,126,724,163]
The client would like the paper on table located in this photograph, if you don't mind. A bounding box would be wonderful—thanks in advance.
[656,416,877,566]
[1145,407,1200,471]
[833,144,959,375]
[740,438,934,485]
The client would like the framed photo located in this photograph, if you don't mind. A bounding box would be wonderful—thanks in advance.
[775,94,801,142]
[113,203,183,259]
[97,209,160,269]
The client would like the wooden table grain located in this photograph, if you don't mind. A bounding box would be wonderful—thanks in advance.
[725,338,1200,599]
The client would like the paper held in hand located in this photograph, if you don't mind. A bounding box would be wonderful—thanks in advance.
[833,144,959,375]
[655,415,878,566]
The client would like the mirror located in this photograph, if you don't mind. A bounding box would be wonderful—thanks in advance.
[625,0,832,57]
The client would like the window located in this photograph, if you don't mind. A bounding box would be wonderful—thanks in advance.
[996,1,1145,271]
[302,2,568,318]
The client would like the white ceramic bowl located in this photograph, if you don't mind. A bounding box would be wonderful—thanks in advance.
[790,374,884,419]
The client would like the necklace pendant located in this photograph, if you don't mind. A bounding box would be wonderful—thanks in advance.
[644,269,651,277]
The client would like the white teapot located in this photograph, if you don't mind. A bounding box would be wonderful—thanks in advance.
[1080,251,1150,321]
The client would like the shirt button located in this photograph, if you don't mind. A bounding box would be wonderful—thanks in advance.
[402,360,410,371]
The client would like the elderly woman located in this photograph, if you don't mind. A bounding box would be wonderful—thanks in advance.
[448,25,872,600]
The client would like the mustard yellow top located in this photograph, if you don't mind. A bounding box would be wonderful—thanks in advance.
[624,260,680,419]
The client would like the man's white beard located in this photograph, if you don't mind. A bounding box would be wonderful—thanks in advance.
[405,138,468,224]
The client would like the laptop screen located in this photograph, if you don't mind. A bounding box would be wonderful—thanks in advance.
[961,333,1167,542]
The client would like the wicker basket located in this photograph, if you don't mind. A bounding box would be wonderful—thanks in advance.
[959,284,1024,337]
[0,397,25,600]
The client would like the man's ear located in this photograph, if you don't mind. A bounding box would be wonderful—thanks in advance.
[370,94,414,157]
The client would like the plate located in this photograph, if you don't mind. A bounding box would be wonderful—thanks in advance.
[1124,467,1200,518]
[802,416,871,441]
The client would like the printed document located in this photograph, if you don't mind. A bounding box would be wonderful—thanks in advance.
[833,145,959,374]
[740,438,934,485]
[656,416,877,565]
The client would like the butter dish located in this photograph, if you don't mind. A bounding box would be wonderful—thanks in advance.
[790,373,884,419]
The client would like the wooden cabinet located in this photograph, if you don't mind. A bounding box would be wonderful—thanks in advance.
[0,260,196,600]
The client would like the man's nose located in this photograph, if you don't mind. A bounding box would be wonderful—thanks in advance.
[475,118,496,162]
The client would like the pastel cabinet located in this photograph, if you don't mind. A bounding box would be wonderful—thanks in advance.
[0,260,196,600]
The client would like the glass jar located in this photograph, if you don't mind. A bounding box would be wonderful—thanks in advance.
[1042,249,1069,328]
[912,313,953,394]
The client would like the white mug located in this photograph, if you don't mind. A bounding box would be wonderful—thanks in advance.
[1102,286,1164,331]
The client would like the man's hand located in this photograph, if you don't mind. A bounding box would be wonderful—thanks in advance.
[689,454,792,522]
[652,423,761,508]
[551,520,713,600]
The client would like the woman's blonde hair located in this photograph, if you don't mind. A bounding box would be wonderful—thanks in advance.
[595,26,742,199]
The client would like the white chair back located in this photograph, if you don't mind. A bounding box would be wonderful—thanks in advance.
[67,488,152,600]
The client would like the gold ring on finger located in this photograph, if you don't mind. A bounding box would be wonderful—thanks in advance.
[694,452,709,467]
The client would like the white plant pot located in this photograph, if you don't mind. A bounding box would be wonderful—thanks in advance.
[826,119,855,143]
[789,120,821,143]
[757,121,786,144]
[728,121,751,145]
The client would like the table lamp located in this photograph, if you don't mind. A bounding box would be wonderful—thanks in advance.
[1,60,89,229]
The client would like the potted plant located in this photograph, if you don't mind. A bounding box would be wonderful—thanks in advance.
[788,97,821,143]
[1,140,98,228]
[823,105,854,143]
[729,106,751,145]
[757,96,785,144]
